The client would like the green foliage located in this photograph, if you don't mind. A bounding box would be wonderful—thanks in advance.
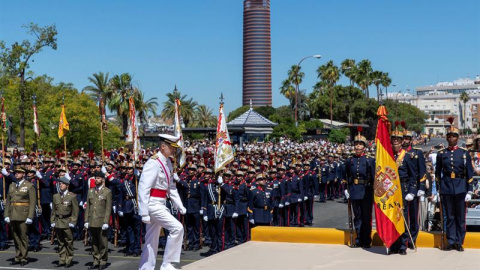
[303,119,324,129]
[328,128,349,143]
[254,106,276,119]
[3,75,123,152]
[227,105,249,122]
[383,100,428,133]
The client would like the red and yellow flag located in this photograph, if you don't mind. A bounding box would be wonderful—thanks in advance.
[374,106,405,248]
[58,105,69,138]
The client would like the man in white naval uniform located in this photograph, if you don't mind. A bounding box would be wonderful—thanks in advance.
[138,134,186,270]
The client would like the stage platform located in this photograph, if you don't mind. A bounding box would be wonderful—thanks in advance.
[182,241,480,270]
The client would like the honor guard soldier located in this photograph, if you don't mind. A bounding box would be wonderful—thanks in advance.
[402,124,427,249]
[68,160,86,241]
[269,168,283,226]
[201,168,225,255]
[248,174,272,226]
[39,158,55,241]
[84,171,112,270]
[303,160,318,226]
[26,166,42,252]
[220,170,237,249]
[319,157,329,203]
[138,134,186,270]
[233,170,249,243]
[0,160,13,250]
[389,125,417,255]
[435,118,474,251]
[327,154,337,200]
[51,176,79,268]
[288,162,304,227]
[117,162,141,256]
[4,165,36,266]
[345,130,375,248]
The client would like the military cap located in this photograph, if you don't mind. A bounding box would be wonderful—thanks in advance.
[354,134,368,146]
[58,166,67,172]
[235,170,244,176]
[158,134,181,148]
[269,168,277,173]
[21,158,29,164]
[277,165,286,171]
[289,162,296,168]
[248,168,255,173]
[255,166,261,172]
[466,138,474,147]
[94,171,105,178]
[256,174,265,180]
[188,164,198,170]
[224,170,232,176]
[446,126,459,136]
[390,129,403,138]
[303,161,310,166]
[14,165,25,173]
[204,168,213,174]
[403,130,413,137]
[295,162,303,167]
[107,160,115,167]
[126,162,134,169]
[58,176,70,185]
[198,163,205,168]
[4,159,11,165]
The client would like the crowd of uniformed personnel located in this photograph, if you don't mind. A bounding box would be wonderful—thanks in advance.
[0,125,477,266]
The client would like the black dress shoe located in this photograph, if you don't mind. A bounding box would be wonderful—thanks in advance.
[455,244,464,252]
[124,252,133,257]
[10,261,19,265]
[398,249,407,255]
[20,261,28,266]
[54,263,66,267]
[99,265,107,270]
[444,244,453,251]
[88,265,99,270]
[33,246,41,252]
[363,244,371,249]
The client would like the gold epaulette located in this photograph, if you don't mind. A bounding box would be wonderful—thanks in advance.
[459,147,468,151]
[150,154,159,160]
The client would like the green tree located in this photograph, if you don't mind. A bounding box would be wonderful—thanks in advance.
[280,65,304,110]
[328,128,349,143]
[340,59,356,86]
[381,72,392,100]
[316,60,340,124]
[371,70,383,102]
[160,90,197,127]
[460,91,470,131]
[82,72,111,101]
[192,105,217,127]
[354,59,373,99]
[134,90,158,134]
[0,23,58,147]
[107,73,133,136]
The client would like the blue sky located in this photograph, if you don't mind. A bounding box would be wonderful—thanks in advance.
[1,0,479,115]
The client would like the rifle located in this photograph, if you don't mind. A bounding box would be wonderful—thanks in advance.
[50,228,55,245]
[438,196,444,250]
[347,198,354,247]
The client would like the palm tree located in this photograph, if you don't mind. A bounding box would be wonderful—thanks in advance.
[82,72,112,101]
[134,90,158,135]
[354,59,373,98]
[317,60,340,125]
[460,91,470,133]
[340,59,356,86]
[160,90,198,127]
[371,70,383,102]
[280,65,304,110]
[107,73,133,135]
[381,72,392,100]
[193,105,217,127]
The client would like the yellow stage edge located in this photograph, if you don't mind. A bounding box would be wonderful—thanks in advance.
[251,227,480,249]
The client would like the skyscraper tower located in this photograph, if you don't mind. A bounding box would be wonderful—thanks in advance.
[242,0,272,106]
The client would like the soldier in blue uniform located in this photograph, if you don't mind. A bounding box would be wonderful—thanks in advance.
[116,162,141,256]
[327,154,337,200]
[319,157,328,203]
[233,170,249,243]
[435,124,474,251]
[201,168,225,255]
[268,168,283,226]
[303,161,318,226]
[220,170,237,249]
[248,174,272,226]
[389,129,417,255]
[177,164,202,251]
[403,128,427,249]
[345,132,375,248]
[288,163,303,227]
[0,160,13,250]
[68,161,86,241]
[40,158,55,240]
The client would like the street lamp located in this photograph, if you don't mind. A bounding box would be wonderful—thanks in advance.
[294,54,322,127]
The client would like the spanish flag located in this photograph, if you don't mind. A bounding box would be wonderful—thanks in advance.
[58,105,69,139]
[374,106,405,248]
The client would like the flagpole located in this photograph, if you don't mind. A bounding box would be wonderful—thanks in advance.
[1,92,5,204]
[99,97,105,163]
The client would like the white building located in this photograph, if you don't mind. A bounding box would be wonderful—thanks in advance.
[388,76,480,135]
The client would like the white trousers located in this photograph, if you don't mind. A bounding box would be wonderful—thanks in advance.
[139,198,184,270]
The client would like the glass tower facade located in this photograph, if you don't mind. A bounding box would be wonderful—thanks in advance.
[242,0,272,106]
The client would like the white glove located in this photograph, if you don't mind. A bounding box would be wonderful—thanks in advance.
[118,211,124,217]
[279,204,284,208]
[51,223,55,228]
[417,190,425,197]
[113,206,116,214]
[84,223,89,229]
[79,201,83,207]
[102,224,109,230]
[344,190,350,199]
[142,215,151,224]
[285,202,290,206]
[232,212,239,218]
[298,198,302,202]
[50,202,52,209]
[65,174,71,181]
[179,206,186,215]
[1,168,8,176]
[217,176,223,184]
[203,216,208,222]
[4,217,10,224]
[26,218,33,224]
[465,193,472,202]
[173,173,180,182]
[36,171,43,179]
[199,210,203,215]
[101,166,107,174]
[69,223,75,228]
[405,193,414,201]
[304,196,308,201]
[249,219,255,224]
